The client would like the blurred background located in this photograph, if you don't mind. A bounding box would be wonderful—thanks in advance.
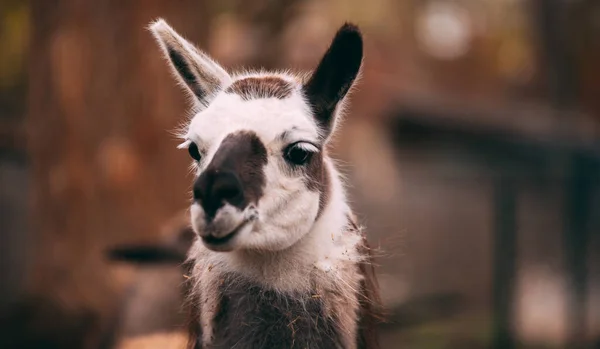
[0,0,599,348]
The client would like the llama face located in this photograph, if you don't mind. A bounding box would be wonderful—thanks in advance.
[184,85,322,252]
[150,20,362,252]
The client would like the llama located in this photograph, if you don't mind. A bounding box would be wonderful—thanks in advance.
[149,18,382,349]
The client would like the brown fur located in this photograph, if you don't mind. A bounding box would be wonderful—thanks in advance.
[305,151,331,219]
[206,273,343,348]
[225,77,293,100]
[184,214,382,349]
[182,258,201,349]
[350,215,384,348]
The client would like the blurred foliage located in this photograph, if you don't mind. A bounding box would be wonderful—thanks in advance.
[0,0,28,119]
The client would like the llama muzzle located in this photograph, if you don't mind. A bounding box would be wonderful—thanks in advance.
[191,202,258,252]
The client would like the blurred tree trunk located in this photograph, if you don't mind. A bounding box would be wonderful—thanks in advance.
[4,1,208,348]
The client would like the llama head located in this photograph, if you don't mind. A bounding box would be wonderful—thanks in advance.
[149,19,362,252]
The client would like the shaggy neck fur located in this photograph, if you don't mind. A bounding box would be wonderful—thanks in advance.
[186,153,373,349]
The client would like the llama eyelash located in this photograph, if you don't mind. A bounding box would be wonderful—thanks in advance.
[290,141,319,153]
[177,139,191,149]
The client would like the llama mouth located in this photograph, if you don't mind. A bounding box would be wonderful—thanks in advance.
[201,220,249,248]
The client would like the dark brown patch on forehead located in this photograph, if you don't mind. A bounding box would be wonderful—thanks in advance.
[305,152,331,219]
[225,77,294,100]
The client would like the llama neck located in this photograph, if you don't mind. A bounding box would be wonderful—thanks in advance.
[191,160,366,348]
[200,158,361,293]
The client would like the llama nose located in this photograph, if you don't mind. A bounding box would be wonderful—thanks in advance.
[193,170,244,219]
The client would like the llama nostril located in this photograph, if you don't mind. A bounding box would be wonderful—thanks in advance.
[212,175,243,205]
[192,186,203,202]
[193,170,245,218]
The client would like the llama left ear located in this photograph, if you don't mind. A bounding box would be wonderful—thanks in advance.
[303,23,363,138]
[149,19,231,108]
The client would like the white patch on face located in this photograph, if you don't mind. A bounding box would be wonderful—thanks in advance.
[185,74,323,252]
[242,161,321,251]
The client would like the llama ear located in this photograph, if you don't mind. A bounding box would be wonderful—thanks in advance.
[149,19,231,107]
[303,23,363,138]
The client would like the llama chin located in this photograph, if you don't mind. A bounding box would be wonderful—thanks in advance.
[149,18,382,349]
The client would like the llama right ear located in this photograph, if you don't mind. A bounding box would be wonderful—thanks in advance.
[149,19,231,107]
[303,23,363,138]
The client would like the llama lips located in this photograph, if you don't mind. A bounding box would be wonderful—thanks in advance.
[201,219,250,249]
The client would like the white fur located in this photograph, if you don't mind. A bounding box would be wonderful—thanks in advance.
[149,19,232,109]
[151,19,364,292]
[180,77,328,253]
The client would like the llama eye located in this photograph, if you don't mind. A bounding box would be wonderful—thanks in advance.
[188,142,202,162]
[284,143,313,165]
